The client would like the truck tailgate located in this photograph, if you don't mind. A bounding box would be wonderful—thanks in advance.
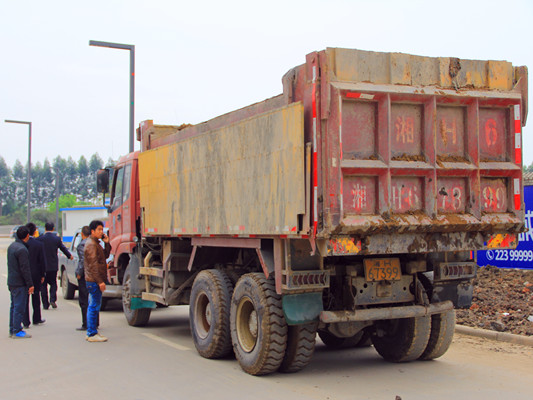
[313,49,527,247]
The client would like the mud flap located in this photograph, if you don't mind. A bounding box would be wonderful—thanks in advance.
[432,280,473,309]
[131,297,156,310]
[282,292,323,325]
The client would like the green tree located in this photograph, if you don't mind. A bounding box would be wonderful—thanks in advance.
[12,160,26,204]
[0,156,13,216]
[47,194,77,212]
[89,153,104,173]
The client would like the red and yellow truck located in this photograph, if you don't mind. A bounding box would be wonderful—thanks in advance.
[97,47,528,375]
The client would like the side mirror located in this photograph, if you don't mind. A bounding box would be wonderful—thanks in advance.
[96,168,110,194]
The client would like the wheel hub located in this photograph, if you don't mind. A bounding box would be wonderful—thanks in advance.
[194,292,212,339]
[236,296,258,353]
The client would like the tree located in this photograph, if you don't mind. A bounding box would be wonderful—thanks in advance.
[89,153,104,173]
[77,155,90,200]
[12,160,26,205]
[47,194,77,212]
[0,156,13,216]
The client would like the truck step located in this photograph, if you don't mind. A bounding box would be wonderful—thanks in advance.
[139,267,164,278]
[142,292,165,304]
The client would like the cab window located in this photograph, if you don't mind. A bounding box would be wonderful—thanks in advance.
[123,164,132,203]
[111,167,124,210]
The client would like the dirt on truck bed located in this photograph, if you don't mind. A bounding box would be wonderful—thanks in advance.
[456,266,533,336]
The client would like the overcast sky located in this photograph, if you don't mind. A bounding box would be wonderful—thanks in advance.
[1,0,532,168]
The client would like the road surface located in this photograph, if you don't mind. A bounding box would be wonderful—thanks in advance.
[1,238,532,400]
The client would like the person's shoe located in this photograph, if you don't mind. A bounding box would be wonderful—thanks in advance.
[76,326,87,331]
[87,333,108,342]
[13,331,32,339]
[23,324,30,329]
[50,302,57,309]
[34,320,46,325]
[43,306,49,310]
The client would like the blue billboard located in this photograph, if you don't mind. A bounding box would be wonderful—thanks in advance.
[477,185,533,270]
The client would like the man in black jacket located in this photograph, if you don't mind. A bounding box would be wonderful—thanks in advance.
[8,226,34,338]
[37,222,73,309]
[23,223,47,327]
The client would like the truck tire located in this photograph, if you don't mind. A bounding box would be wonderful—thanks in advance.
[279,322,318,373]
[230,273,287,376]
[122,265,151,326]
[371,315,431,362]
[61,269,76,300]
[318,329,365,349]
[419,309,455,360]
[356,330,372,348]
[189,269,233,359]
[100,298,109,311]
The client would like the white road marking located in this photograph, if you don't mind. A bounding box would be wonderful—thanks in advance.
[142,332,191,351]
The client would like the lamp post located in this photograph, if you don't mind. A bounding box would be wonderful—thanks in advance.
[4,120,32,223]
[89,40,135,153]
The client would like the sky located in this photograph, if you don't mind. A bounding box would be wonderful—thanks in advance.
[1,0,532,168]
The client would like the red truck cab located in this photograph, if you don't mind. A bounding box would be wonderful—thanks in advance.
[105,152,141,284]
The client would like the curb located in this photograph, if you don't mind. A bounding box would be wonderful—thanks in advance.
[455,324,533,347]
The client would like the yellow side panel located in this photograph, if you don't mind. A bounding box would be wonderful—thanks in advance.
[138,103,305,236]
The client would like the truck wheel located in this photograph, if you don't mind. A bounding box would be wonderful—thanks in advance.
[419,309,455,360]
[122,266,151,326]
[61,269,76,300]
[279,322,318,373]
[189,269,233,359]
[371,315,431,362]
[230,273,287,376]
[355,330,372,348]
[318,329,364,349]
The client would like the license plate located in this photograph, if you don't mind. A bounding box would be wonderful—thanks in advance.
[364,258,402,281]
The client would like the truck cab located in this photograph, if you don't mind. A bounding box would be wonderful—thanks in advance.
[104,152,141,287]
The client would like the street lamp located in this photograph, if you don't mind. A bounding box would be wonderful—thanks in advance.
[89,40,135,153]
[4,120,32,223]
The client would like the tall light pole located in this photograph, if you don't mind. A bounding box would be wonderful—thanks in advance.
[4,120,32,223]
[89,40,135,153]
[55,166,60,232]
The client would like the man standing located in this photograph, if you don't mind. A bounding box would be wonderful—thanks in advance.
[7,226,34,339]
[84,220,111,342]
[23,223,47,328]
[75,226,91,331]
[37,222,73,309]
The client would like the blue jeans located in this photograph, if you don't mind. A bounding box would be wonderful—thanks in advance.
[86,282,102,337]
[9,286,27,335]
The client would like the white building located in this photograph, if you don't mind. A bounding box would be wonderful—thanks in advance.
[61,206,108,243]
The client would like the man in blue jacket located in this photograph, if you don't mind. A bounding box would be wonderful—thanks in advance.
[37,222,73,309]
[75,225,91,330]
[23,222,47,327]
[8,226,34,338]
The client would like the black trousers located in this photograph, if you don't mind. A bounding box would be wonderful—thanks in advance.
[78,276,88,328]
[41,271,58,309]
[23,280,42,326]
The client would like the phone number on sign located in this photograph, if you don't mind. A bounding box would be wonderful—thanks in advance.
[486,249,533,262]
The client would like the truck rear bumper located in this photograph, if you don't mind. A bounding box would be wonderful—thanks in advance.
[320,300,453,323]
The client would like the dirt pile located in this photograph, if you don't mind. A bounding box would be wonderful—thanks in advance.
[456,266,533,336]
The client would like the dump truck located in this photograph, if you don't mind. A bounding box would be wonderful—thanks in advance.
[96,47,528,375]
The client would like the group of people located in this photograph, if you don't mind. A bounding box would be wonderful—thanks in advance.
[7,220,111,342]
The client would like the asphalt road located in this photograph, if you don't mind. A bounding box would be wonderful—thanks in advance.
[1,237,532,400]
